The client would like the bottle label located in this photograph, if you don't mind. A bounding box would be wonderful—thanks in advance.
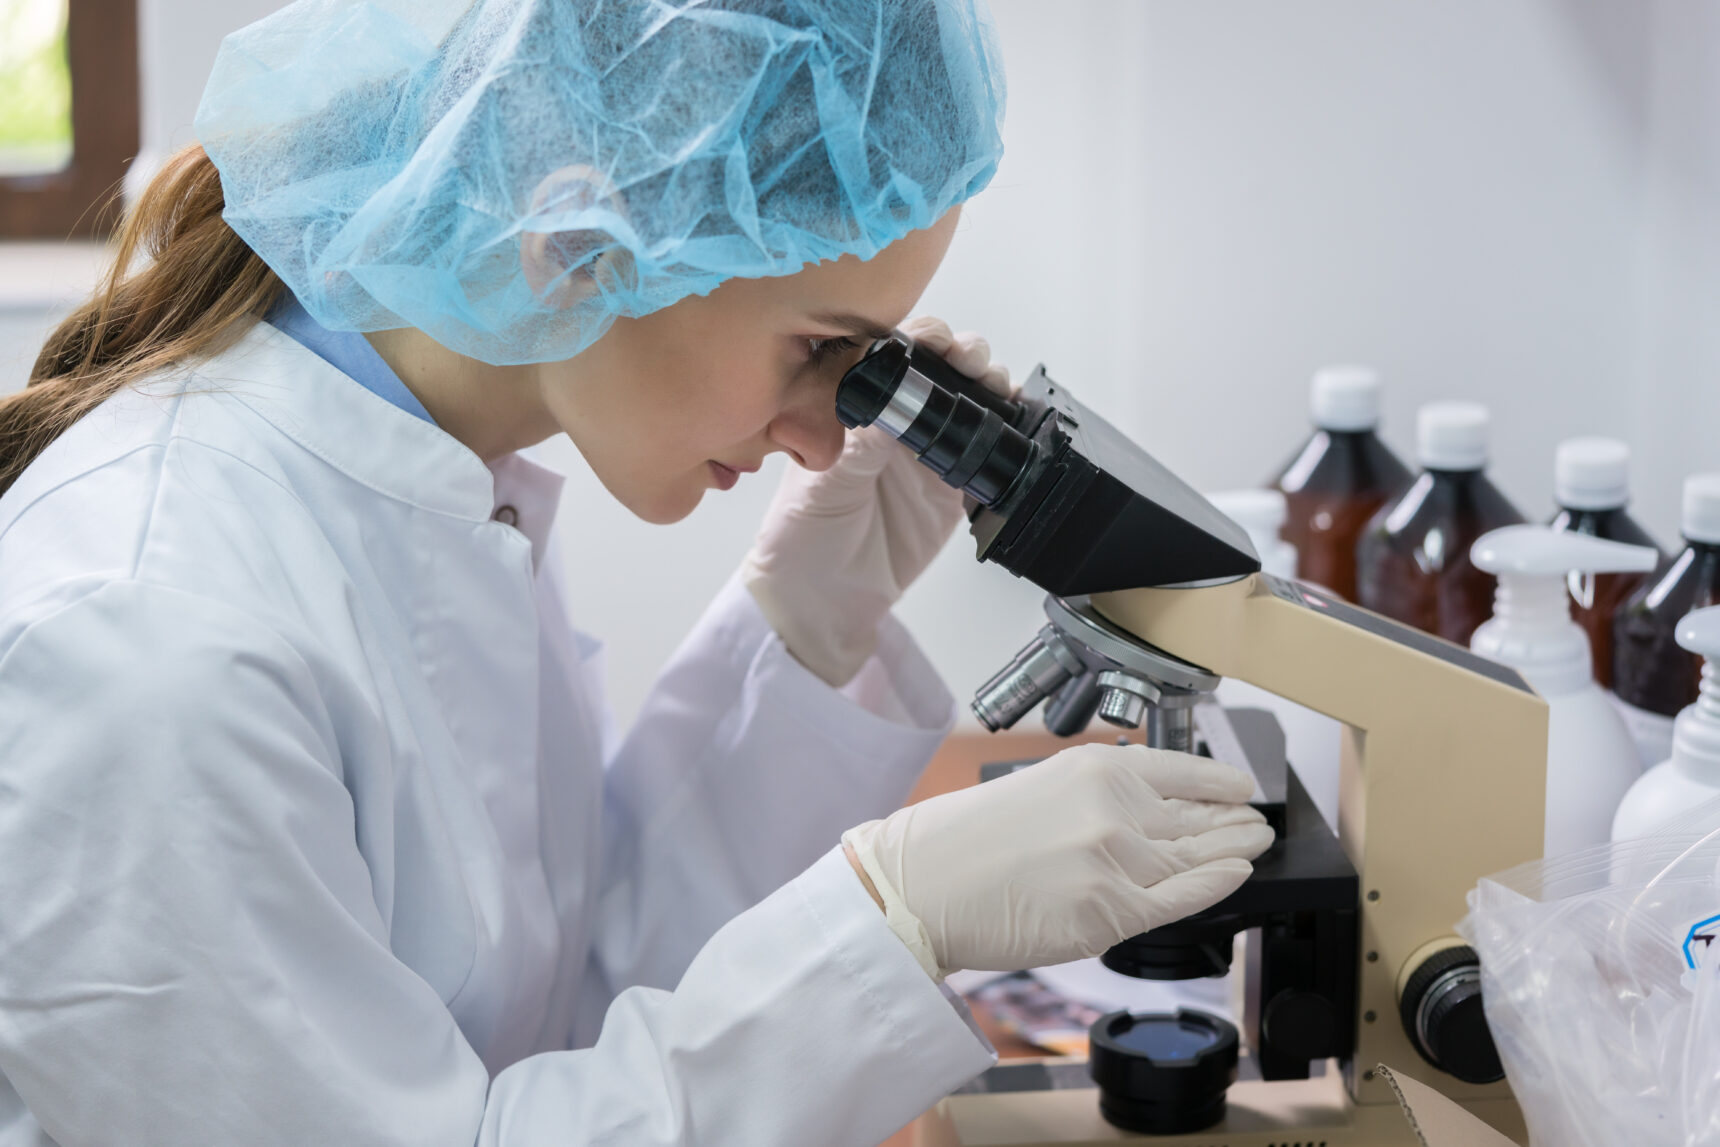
[1677,911,1720,990]
[1611,694,1677,768]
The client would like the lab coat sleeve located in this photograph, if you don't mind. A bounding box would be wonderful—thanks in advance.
[485,847,995,1145]
[0,581,994,1147]
[593,573,958,992]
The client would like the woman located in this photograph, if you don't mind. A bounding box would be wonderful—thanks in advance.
[0,2,1271,1144]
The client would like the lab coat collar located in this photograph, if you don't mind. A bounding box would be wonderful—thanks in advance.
[489,451,566,572]
[208,321,565,535]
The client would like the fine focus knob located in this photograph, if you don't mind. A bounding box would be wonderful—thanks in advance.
[1398,944,1504,1085]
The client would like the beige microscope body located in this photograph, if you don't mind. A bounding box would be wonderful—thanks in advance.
[913,572,1548,1147]
[829,339,1549,1145]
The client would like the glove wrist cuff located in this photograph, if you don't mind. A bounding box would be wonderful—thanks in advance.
[742,559,878,687]
[842,823,946,982]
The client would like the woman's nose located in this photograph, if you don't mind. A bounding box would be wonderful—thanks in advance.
[769,397,847,472]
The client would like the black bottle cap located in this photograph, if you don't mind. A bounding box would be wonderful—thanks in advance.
[1088,1009,1239,1135]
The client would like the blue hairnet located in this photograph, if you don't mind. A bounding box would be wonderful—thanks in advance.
[195,0,1006,365]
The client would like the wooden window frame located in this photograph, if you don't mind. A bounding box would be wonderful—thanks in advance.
[0,0,139,239]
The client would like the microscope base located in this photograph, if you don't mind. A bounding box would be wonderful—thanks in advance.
[909,1062,1527,1147]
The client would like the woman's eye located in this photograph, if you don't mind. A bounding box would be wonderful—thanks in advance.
[806,335,859,365]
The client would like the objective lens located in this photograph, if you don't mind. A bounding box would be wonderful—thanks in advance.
[971,626,1084,731]
[1042,670,1104,737]
[836,336,1038,508]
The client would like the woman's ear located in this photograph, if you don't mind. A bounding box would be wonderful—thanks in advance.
[520,164,635,310]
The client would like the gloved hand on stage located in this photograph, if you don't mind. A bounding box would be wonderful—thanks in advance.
[742,317,1012,687]
[842,743,1274,981]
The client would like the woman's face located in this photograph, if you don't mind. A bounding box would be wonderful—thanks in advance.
[543,209,961,524]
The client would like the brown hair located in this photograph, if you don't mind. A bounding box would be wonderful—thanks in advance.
[0,145,286,497]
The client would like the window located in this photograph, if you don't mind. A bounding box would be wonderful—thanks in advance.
[0,0,138,239]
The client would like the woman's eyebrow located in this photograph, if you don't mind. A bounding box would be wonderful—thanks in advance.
[807,311,895,341]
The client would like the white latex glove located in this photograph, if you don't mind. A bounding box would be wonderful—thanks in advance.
[842,744,1274,981]
[742,317,1012,687]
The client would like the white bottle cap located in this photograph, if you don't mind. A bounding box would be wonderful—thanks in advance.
[1416,402,1490,471]
[1555,438,1631,511]
[1207,488,1286,534]
[1683,473,1720,545]
[1310,366,1382,432]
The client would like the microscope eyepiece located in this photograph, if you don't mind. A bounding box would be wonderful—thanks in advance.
[835,335,1038,508]
[831,338,914,429]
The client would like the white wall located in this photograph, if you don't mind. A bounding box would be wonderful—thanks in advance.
[4,0,1717,731]
[131,0,283,185]
[559,0,1720,728]
[1625,1,1720,541]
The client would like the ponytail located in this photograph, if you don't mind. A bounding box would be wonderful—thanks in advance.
[0,145,285,496]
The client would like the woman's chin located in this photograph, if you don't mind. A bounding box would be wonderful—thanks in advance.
[626,483,704,526]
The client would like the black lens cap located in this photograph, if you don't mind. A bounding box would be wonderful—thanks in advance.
[1088,1009,1239,1135]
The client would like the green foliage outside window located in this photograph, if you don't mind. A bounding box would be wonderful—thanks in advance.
[0,0,74,176]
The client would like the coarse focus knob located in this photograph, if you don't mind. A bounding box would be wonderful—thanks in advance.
[1398,944,1503,1085]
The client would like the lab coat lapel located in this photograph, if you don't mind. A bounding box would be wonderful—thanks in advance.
[217,323,570,1065]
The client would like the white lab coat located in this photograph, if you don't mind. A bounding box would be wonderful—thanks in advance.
[0,322,995,1147]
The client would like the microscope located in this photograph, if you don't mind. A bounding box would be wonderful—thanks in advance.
[836,337,1548,1145]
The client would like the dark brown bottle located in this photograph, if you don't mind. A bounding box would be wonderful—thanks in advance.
[1548,438,1664,688]
[1270,366,1412,601]
[1613,475,1720,753]
[1355,402,1525,645]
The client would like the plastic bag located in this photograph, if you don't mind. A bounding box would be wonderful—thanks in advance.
[1458,797,1720,1145]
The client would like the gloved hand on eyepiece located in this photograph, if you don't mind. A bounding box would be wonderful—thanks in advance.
[842,744,1274,981]
[742,316,1012,687]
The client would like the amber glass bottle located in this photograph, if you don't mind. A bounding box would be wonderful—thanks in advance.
[1356,402,1525,645]
[1613,474,1720,764]
[1548,439,1663,688]
[1271,366,1412,601]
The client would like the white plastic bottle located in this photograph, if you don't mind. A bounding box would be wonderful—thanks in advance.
[1470,525,1659,856]
[1612,474,1720,767]
[1207,489,1297,579]
[1611,606,1720,841]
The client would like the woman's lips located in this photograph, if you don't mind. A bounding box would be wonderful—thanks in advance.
[708,461,741,491]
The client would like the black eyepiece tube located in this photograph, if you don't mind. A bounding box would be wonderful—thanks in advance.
[835,334,1038,508]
